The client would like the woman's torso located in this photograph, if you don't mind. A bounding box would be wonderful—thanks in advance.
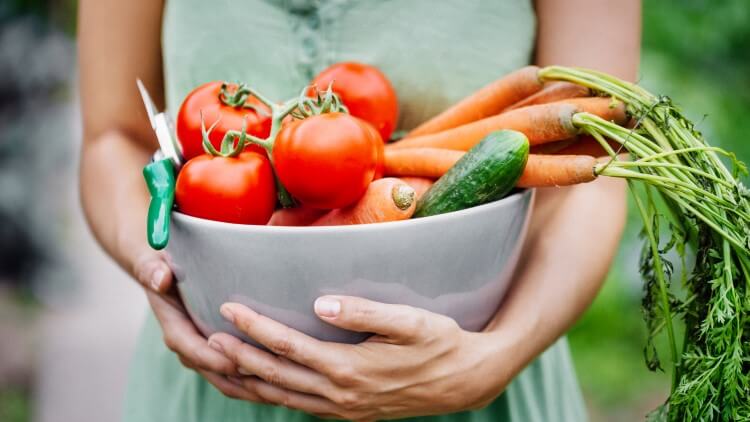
[124,1,587,421]
[162,0,537,131]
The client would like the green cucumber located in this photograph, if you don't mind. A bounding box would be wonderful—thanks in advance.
[414,130,529,217]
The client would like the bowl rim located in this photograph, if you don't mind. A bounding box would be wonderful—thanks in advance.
[172,189,533,233]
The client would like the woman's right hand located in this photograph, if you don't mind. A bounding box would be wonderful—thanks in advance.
[132,249,267,402]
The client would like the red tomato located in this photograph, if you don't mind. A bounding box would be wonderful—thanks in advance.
[311,62,399,142]
[176,81,272,160]
[363,122,385,179]
[273,113,380,209]
[175,152,276,224]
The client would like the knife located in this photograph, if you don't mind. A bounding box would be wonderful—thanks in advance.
[137,79,184,250]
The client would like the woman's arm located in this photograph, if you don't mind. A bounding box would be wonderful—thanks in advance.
[78,0,164,266]
[207,1,642,419]
[78,0,253,399]
[482,0,641,372]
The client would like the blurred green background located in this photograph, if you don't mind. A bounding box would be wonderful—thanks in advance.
[0,1,748,421]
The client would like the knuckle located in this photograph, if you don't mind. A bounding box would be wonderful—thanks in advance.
[351,304,376,322]
[235,315,254,334]
[178,356,194,369]
[348,305,380,328]
[163,334,177,352]
[329,366,357,387]
[268,331,295,357]
[260,363,283,386]
[132,257,151,284]
[334,391,361,410]
[402,310,428,338]
[437,312,459,330]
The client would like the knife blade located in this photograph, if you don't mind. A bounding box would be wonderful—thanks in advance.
[136,79,184,169]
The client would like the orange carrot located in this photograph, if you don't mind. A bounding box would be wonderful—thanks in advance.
[530,137,578,154]
[553,135,621,157]
[379,147,597,188]
[516,154,597,188]
[384,148,463,178]
[504,82,590,111]
[552,97,627,123]
[311,178,416,226]
[397,177,434,200]
[406,66,543,137]
[389,98,627,151]
[390,102,579,150]
[268,206,326,226]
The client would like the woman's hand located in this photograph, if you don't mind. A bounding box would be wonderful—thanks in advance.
[207,297,512,421]
[132,250,272,402]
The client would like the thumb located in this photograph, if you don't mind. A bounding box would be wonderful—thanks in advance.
[133,251,173,293]
[313,296,426,342]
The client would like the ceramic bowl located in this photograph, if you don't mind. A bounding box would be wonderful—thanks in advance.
[168,189,534,344]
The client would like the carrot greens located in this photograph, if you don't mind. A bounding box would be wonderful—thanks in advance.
[539,66,750,421]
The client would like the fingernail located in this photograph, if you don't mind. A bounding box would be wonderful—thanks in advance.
[314,297,341,318]
[237,367,252,376]
[150,269,164,291]
[220,304,235,324]
[208,338,223,353]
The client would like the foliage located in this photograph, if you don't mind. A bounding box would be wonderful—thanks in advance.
[0,0,77,34]
[0,388,31,422]
[569,1,750,419]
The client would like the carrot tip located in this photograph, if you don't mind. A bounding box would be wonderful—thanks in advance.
[392,184,416,210]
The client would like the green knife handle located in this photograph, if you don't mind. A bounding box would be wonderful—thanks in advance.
[143,159,176,250]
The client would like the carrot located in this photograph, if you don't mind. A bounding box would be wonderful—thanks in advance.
[504,82,590,111]
[383,148,463,178]
[268,206,326,226]
[397,177,434,200]
[552,135,621,157]
[552,97,627,123]
[530,137,578,154]
[311,178,416,226]
[389,98,627,151]
[406,66,543,137]
[516,154,597,188]
[390,102,578,150]
[380,146,597,188]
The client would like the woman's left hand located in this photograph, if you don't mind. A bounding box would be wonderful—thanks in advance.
[207,296,510,421]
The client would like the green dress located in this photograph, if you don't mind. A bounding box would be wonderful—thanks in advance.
[124,1,587,420]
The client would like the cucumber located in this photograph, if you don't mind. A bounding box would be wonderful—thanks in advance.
[413,130,529,217]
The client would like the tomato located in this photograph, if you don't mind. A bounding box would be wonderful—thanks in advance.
[273,113,380,209]
[176,81,272,160]
[363,122,385,179]
[311,62,399,142]
[175,152,276,224]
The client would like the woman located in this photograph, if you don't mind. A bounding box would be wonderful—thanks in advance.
[78,0,640,420]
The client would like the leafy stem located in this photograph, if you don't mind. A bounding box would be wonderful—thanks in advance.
[546,65,750,420]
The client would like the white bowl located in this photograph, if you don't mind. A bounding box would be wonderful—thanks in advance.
[168,189,534,344]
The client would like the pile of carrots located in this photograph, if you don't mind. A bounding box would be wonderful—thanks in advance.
[274,65,627,227]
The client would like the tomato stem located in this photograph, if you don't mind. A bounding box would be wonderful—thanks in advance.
[224,130,273,153]
[214,83,347,208]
